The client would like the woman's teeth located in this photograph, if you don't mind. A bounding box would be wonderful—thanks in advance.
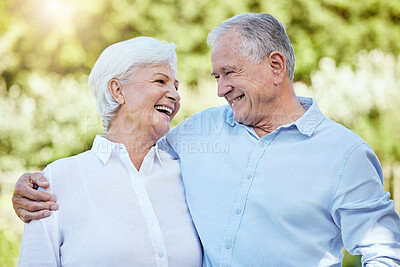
[154,105,172,115]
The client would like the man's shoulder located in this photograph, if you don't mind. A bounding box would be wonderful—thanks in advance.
[185,104,231,121]
[318,117,366,148]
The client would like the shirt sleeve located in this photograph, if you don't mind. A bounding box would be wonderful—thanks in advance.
[18,168,61,267]
[330,143,400,266]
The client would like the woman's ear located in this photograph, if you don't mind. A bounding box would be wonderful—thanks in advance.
[268,51,286,85]
[108,79,125,105]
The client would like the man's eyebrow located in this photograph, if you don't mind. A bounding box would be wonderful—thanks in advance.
[211,66,238,76]
[222,66,237,72]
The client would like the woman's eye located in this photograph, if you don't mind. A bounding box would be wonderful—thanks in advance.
[214,75,220,80]
[226,71,233,76]
[156,80,165,84]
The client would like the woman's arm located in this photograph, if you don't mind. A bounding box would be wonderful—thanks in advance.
[18,169,61,266]
[19,214,61,267]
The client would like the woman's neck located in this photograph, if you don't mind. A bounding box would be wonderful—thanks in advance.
[106,124,159,171]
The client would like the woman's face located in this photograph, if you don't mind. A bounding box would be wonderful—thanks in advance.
[117,64,180,138]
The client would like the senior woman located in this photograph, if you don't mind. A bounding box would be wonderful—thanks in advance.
[18,37,202,266]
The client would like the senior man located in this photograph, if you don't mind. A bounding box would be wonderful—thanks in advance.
[13,13,400,266]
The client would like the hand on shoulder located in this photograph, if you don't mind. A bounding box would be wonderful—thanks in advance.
[12,172,58,223]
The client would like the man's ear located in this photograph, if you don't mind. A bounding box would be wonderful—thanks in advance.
[268,51,286,85]
[108,79,125,105]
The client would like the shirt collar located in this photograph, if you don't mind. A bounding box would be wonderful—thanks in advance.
[153,143,164,169]
[91,135,119,165]
[293,96,325,136]
[91,135,164,168]
[226,105,236,127]
[225,96,325,137]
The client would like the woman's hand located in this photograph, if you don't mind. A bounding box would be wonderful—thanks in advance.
[12,172,58,223]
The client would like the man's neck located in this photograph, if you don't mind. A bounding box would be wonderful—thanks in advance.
[253,95,306,138]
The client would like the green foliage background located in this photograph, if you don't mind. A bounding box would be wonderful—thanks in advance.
[1,0,400,266]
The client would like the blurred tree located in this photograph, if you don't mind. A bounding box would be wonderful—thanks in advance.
[0,226,20,266]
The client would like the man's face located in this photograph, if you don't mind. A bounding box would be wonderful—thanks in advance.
[211,30,280,127]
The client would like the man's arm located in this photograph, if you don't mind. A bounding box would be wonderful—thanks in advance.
[12,172,58,223]
[331,143,400,265]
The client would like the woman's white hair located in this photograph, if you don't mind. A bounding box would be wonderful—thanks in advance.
[207,13,295,80]
[88,37,177,133]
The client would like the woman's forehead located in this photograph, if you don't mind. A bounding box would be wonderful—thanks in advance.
[129,64,177,82]
[138,64,175,75]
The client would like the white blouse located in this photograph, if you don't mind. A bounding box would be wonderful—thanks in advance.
[19,135,202,267]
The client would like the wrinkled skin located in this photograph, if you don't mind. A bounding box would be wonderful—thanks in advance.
[12,172,58,223]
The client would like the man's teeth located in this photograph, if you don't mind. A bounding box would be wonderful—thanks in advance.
[231,95,244,104]
[154,105,173,115]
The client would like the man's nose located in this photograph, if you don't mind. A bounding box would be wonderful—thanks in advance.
[217,76,233,98]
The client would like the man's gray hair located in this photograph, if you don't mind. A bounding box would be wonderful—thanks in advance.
[88,37,177,133]
[207,13,295,80]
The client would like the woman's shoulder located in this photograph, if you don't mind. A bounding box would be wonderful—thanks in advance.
[45,150,92,169]
[42,150,93,185]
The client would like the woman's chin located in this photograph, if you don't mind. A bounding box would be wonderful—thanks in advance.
[152,123,171,138]
[150,114,171,136]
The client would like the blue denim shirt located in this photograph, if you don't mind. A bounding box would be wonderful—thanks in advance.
[160,97,400,266]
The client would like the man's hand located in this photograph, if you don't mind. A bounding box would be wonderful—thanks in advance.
[12,172,58,223]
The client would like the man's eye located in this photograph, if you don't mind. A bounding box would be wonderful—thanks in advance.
[214,76,220,80]
[156,80,165,84]
[226,71,233,76]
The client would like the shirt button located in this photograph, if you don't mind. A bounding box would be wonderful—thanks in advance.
[235,209,242,215]
[246,174,252,179]
[225,242,232,249]
[158,252,164,258]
